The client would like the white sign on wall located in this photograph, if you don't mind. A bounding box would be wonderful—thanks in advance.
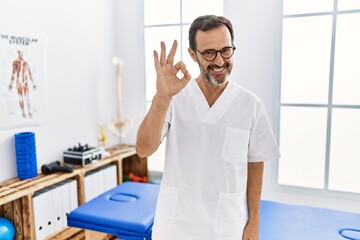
[0,33,47,129]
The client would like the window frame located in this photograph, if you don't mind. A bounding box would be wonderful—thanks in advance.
[278,0,360,199]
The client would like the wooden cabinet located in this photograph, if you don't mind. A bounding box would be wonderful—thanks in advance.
[0,145,147,240]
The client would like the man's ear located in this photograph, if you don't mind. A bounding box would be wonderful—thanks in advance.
[188,47,197,62]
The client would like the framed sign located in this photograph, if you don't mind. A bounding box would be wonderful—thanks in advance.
[0,33,47,129]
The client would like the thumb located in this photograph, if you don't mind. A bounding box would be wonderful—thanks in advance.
[180,70,192,86]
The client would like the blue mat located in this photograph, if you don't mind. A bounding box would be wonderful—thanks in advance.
[260,200,360,240]
[67,182,159,240]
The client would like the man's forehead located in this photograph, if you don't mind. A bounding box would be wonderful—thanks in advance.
[195,26,232,49]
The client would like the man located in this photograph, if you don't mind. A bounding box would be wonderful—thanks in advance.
[8,50,37,118]
[136,15,280,240]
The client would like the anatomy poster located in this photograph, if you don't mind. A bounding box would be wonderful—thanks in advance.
[0,33,47,129]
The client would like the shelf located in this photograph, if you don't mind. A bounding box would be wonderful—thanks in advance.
[0,145,142,240]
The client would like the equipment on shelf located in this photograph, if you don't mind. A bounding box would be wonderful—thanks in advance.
[63,143,102,166]
[41,161,73,175]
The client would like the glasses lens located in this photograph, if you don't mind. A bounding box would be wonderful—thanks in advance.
[220,47,234,59]
[203,50,216,61]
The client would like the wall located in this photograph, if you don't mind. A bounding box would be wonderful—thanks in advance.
[0,0,145,182]
[224,0,282,199]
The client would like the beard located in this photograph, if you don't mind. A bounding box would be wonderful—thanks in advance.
[198,61,232,86]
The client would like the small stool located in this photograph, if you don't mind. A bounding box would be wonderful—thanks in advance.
[67,182,160,240]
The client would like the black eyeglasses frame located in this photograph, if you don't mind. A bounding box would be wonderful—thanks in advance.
[194,45,236,62]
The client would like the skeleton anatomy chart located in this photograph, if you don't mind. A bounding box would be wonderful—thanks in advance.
[0,33,46,129]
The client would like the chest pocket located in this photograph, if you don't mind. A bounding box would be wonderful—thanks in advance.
[221,127,250,164]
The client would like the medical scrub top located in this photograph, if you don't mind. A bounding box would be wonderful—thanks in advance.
[152,79,280,240]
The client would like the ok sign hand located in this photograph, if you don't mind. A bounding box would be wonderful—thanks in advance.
[153,40,192,100]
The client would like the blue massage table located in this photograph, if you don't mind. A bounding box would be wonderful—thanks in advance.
[67,182,159,240]
[260,200,360,240]
[67,182,360,240]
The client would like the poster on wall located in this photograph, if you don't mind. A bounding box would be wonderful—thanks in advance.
[0,33,47,130]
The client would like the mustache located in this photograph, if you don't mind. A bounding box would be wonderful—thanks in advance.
[207,62,230,70]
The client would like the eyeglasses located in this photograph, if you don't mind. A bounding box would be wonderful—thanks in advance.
[194,45,236,62]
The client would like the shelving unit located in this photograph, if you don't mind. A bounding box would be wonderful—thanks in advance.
[0,145,147,240]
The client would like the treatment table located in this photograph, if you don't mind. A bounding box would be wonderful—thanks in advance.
[260,200,360,240]
[67,182,360,240]
[67,182,159,240]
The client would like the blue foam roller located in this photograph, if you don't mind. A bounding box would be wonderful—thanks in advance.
[14,132,38,180]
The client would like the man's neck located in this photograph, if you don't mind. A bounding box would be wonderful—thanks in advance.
[196,77,228,107]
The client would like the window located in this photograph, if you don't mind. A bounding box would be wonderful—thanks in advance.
[278,0,360,194]
[144,0,223,172]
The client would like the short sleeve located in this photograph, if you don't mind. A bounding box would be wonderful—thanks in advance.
[160,101,172,142]
[248,102,281,162]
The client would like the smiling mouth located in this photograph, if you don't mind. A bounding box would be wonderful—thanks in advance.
[208,63,229,73]
[211,67,225,72]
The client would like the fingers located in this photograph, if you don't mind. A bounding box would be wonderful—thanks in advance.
[182,69,192,82]
[181,70,192,85]
[174,61,187,74]
[167,40,178,65]
[153,50,161,70]
[154,41,191,85]
[160,42,166,66]
[155,40,178,67]
[175,61,192,84]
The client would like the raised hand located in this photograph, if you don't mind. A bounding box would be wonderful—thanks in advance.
[153,40,192,100]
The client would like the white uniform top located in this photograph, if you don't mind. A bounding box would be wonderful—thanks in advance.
[152,79,280,240]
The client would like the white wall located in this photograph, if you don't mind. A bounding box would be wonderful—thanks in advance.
[114,0,146,143]
[224,0,282,200]
[0,0,145,182]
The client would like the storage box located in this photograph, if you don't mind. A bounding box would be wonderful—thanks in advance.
[63,144,102,166]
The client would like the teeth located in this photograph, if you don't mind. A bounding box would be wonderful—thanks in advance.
[212,67,224,72]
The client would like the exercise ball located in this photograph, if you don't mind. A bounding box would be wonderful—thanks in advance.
[0,217,15,240]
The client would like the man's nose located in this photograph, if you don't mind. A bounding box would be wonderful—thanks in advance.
[212,52,225,66]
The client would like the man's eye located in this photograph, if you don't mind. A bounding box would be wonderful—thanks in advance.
[204,50,215,56]
[222,48,231,54]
